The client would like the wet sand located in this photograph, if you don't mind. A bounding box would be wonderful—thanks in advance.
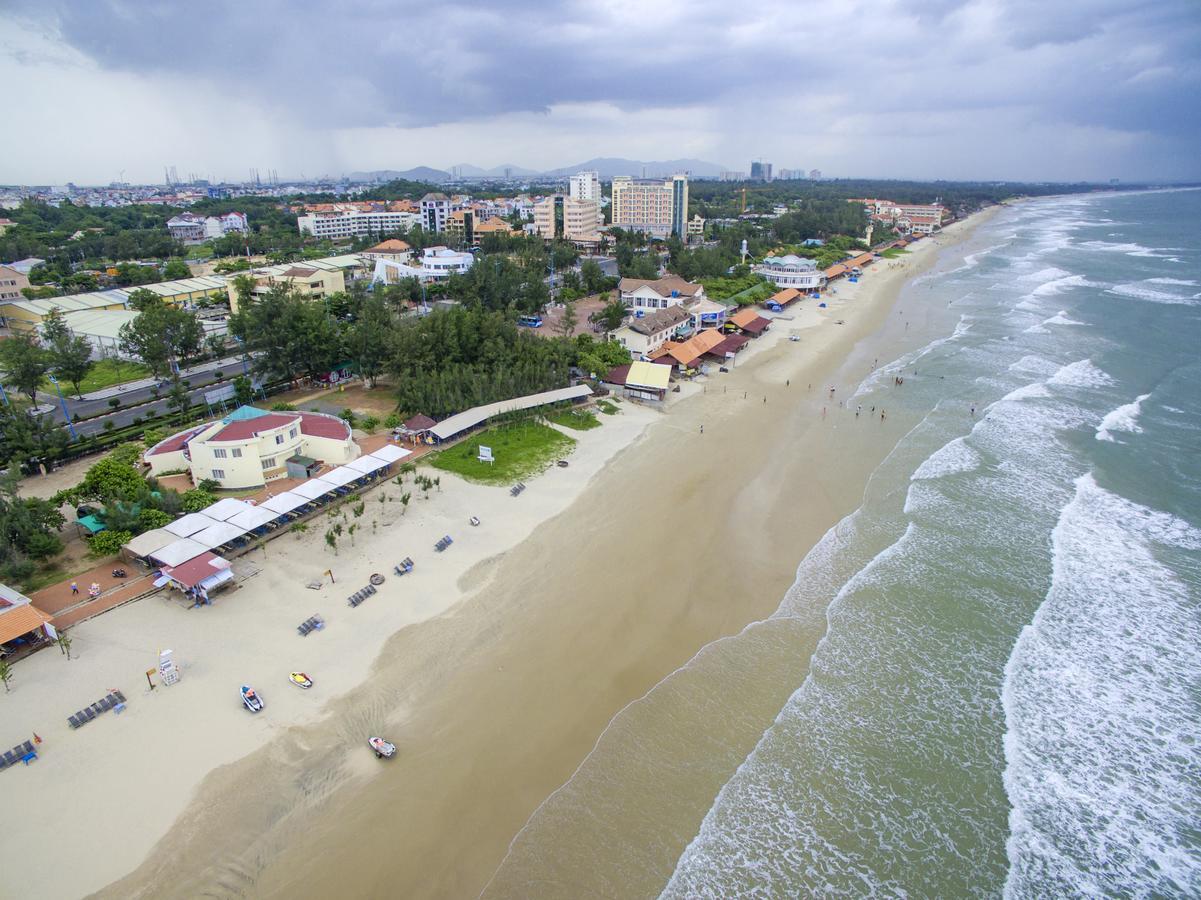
[96,214,994,899]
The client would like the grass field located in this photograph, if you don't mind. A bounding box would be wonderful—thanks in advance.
[597,399,620,415]
[547,408,601,431]
[880,247,910,259]
[44,358,150,397]
[429,422,575,486]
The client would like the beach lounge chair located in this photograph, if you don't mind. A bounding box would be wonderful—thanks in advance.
[68,713,82,728]
[0,750,16,769]
[113,690,126,704]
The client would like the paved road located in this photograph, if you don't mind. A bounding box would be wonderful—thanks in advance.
[31,354,259,438]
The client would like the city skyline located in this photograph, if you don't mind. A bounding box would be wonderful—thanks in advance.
[3,1,1200,185]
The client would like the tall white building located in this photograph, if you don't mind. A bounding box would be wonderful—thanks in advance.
[421,193,451,233]
[297,209,421,239]
[568,171,601,202]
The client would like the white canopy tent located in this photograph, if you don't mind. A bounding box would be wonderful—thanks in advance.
[123,528,176,558]
[164,512,220,538]
[227,506,278,532]
[292,479,337,501]
[259,491,309,515]
[191,521,249,550]
[368,444,411,464]
[345,454,391,475]
[151,538,208,567]
[202,498,252,521]
[315,466,360,489]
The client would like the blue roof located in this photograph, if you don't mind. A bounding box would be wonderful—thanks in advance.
[222,405,270,424]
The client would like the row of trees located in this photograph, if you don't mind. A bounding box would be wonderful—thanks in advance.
[0,309,94,402]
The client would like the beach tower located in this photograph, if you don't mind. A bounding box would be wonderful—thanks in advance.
[158,649,181,686]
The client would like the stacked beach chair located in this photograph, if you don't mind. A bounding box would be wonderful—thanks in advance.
[0,739,37,770]
[394,557,415,576]
[510,482,527,497]
[435,535,454,552]
[67,690,126,729]
[348,583,377,607]
[297,614,325,636]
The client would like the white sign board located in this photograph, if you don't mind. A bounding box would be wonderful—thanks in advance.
[478,445,494,464]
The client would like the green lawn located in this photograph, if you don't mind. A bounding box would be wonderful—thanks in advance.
[547,408,601,431]
[597,399,620,415]
[880,247,910,259]
[44,358,150,397]
[429,422,575,486]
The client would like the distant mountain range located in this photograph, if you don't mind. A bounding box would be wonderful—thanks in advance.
[345,157,727,183]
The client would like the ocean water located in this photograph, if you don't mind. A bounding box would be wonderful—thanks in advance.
[487,191,1201,897]
[663,190,1201,898]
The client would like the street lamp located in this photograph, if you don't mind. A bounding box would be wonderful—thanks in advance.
[233,335,249,377]
[47,374,79,440]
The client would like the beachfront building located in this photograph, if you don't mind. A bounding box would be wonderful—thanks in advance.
[649,329,727,372]
[604,360,671,401]
[728,306,771,338]
[753,255,826,290]
[611,304,691,359]
[361,239,413,265]
[421,193,451,233]
[852,198,947,234]
[618,275,706,312]
[145,405,359,489]
[610,174,688,238]
[0,583,54,656]
[297,208,422,239]
[532,195,602,246]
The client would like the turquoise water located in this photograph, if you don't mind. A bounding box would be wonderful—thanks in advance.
[661,190,1201,897]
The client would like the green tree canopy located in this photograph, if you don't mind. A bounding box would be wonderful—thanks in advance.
[0,331,50,405]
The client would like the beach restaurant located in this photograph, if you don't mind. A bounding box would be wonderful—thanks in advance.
[125,445,413,596]
[0,584,55,658]
[605,360,671,402]
[727,307,771,338]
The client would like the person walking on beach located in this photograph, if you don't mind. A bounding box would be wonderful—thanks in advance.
[70,581,79,595]
[856,405,861,417]
[881,409,886,421]
[971,404,976,416]
[699,424,704,435]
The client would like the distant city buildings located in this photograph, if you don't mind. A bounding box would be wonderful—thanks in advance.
[611,174,688,238]
[533,194,602,246]
[166,211,248,243]
[568,171,602,202]
[0,264,29,305]
[296,207,421,239]
[719,171,747,182]
[750,161,773,182]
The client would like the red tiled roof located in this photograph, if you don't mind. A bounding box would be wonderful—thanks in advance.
[210,413,298,442]
[709,334,750,357]
[605,364,631,385]
[403,414,437,431]
[162,552,226,589]
[297,411,352,440]
[146,424,209,457]
[739,316,770,334]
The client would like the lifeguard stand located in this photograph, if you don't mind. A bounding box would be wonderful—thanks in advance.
[158,649,180,686]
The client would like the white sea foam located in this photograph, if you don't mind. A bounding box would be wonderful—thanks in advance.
[911,437,981,481]
[1008,356,1061,377]
[1147,277,1198,286]
[1108,282,1198,305]
[1095,393,1151,442]
[1078,240,1181,259]
[1047,359,1112,389]
[1002,475,1201,897]
[1032,274,1094,297]
[1016,266,1071,284]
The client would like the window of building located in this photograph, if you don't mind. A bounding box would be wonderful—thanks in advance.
[213,448,227,459]
[212,468,225,479]
[275,434,285,445]
[262,457,276,470]
[289,428,298,439]
[231,448,242,457]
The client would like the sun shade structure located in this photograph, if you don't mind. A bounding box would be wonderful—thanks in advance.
[123,528,177,558]
[227,506,278,532]
[259,491,310,515]
[291,478,338,501]
[0,603,53,645]
[202,498,252,521]
[367,444,411,464]
[151,538,209,567]
[315,466,361,489]
[164,512,220,537]
[190,521,248,550]
[430,385,592,441]
[161,552,231,589]
[345,454,392,475]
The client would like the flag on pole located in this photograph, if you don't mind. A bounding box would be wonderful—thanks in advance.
[33,733,42,744]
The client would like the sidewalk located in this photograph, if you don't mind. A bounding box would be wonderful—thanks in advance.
[78,353,252,401]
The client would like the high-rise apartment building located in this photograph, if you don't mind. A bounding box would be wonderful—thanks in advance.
[750,161,773,182]
[568,170,601,202]
[610,174,688,238]
[420,192,451,233]
[533,194,602,245]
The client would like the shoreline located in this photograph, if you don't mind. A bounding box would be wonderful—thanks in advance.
[0,209,997,899]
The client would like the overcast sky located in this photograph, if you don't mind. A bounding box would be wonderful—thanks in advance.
[2,0,1199,185]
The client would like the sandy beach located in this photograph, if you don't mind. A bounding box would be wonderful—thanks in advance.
[0,211,994,899]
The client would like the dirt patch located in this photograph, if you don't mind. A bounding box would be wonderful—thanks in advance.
[538,293,614,339]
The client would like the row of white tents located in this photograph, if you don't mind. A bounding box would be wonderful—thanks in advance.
[125,444,412,568]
